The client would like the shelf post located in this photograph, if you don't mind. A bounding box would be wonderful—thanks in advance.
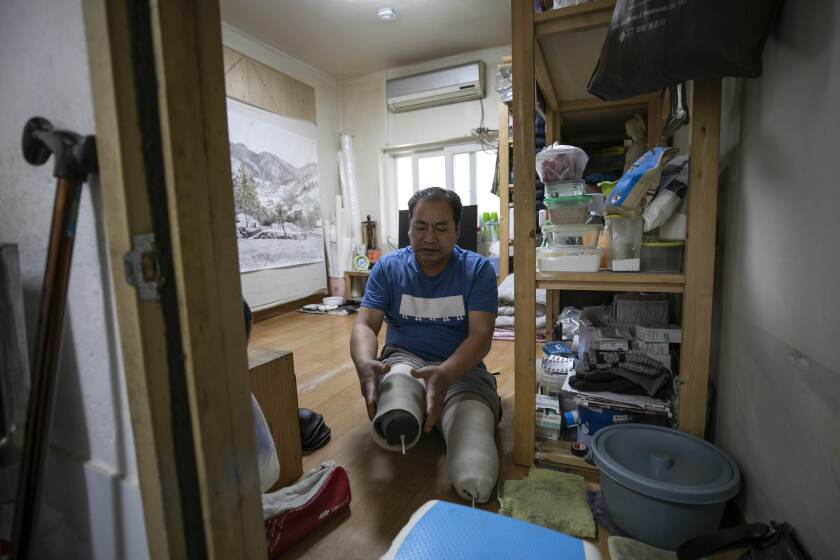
[498,101,510,281]
[679,79,722,438]
[512,0,537,467]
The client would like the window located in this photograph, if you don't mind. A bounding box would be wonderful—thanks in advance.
[393,144,499,222]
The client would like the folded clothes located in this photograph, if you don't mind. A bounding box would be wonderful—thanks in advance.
[495,313,546,330]
[493,329,545,342]
[570,370,671,399]
[498,305,515,316]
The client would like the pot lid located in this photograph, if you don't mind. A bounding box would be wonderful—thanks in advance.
[592,425,741,504]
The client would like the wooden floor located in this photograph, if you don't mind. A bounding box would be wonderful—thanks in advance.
[251,312,740,559]
[251,311,529,559]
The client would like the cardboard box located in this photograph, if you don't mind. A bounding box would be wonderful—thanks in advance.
[635,325,682,343]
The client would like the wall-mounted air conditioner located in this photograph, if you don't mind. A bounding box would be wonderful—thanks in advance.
[386,61,485,113]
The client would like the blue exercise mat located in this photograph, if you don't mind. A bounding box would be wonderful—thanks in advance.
[382,500,602,560]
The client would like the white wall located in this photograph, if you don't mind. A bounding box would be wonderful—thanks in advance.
[340,46,511,246]
[222,25,341,308]
[0,1,147,558]
[712,2,839,557]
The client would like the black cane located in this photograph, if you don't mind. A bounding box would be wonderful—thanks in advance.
[11,117,97,559]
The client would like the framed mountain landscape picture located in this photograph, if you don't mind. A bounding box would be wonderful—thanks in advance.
[226,97,324,273]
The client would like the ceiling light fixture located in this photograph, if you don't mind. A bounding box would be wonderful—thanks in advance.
[377,6,397,21]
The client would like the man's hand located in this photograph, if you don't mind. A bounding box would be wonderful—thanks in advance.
[357,359,391,420]
[410,365,456,433]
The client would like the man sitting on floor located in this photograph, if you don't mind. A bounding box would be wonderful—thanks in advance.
[349,187,501,504]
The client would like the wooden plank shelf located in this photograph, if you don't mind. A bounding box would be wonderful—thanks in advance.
[554,94,652,115]
[536,272,686,293]
[535,0,616,37]
[535,439,600,474]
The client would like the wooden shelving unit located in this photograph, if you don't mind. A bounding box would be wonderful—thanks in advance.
[512,0,722,470]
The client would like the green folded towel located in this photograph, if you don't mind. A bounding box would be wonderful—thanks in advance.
[498,468,596,539]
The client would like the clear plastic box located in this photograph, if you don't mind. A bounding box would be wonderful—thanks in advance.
[545,181,586,198]
[541,224,603,249]
[544,195,592,225]
[641,241,684,272]
[538,246,602,272]
[607,214,643,272]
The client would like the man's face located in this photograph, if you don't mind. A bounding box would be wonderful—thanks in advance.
[408,199,459,268]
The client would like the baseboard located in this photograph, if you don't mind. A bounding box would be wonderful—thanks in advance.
[252,291,326,323]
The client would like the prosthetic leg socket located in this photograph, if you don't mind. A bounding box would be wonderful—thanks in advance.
[371,364,425,452]
[441,399,499,504]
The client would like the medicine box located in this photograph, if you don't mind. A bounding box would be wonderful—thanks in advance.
[630,340,670,355]
[635,325,682,343]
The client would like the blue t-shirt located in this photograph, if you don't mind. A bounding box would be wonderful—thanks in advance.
[361,246,498,363]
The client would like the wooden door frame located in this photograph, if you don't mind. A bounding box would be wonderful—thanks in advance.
[82,0,265,557]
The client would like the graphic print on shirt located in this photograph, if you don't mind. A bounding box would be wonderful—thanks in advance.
[398,294,465,322]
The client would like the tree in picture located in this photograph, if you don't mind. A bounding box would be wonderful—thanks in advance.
[227,99,324,273]
[233,163,261,230]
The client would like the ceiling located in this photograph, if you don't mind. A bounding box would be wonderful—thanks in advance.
[220,0,511,78]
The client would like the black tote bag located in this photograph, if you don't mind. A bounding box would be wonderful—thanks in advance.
[588,0,782,101]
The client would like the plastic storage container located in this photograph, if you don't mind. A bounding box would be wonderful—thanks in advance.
[535,144,588,183]
[592,425,741,550]
[544,180,585,198]
[544,195,592,225]
[607,214,643,271]
[641,241,684,272]
[541,224,603,249]
[538,246,602,272]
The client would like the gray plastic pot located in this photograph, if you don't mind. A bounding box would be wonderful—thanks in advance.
[592,424,741,550]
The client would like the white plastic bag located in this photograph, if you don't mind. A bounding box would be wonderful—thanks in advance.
[252,393,280,493]
[643,155,689,231]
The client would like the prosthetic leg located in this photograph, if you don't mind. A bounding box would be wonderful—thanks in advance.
[369,360,500,504]
[370,364,426,453]
[441,399,499,505]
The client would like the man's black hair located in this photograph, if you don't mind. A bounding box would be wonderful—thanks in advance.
[407,187,462,228]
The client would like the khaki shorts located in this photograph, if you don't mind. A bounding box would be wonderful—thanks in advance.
[379,346,502,424]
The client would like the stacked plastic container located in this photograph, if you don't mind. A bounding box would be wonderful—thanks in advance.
[536,144,602,272]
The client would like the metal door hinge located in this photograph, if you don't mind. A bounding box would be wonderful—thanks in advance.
[123,233,162,300]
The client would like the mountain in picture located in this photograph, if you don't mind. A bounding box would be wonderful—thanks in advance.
[229,141,323,273]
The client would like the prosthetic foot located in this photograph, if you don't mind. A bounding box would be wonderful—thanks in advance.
[371,364,425,453]
[441,399,499,504]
